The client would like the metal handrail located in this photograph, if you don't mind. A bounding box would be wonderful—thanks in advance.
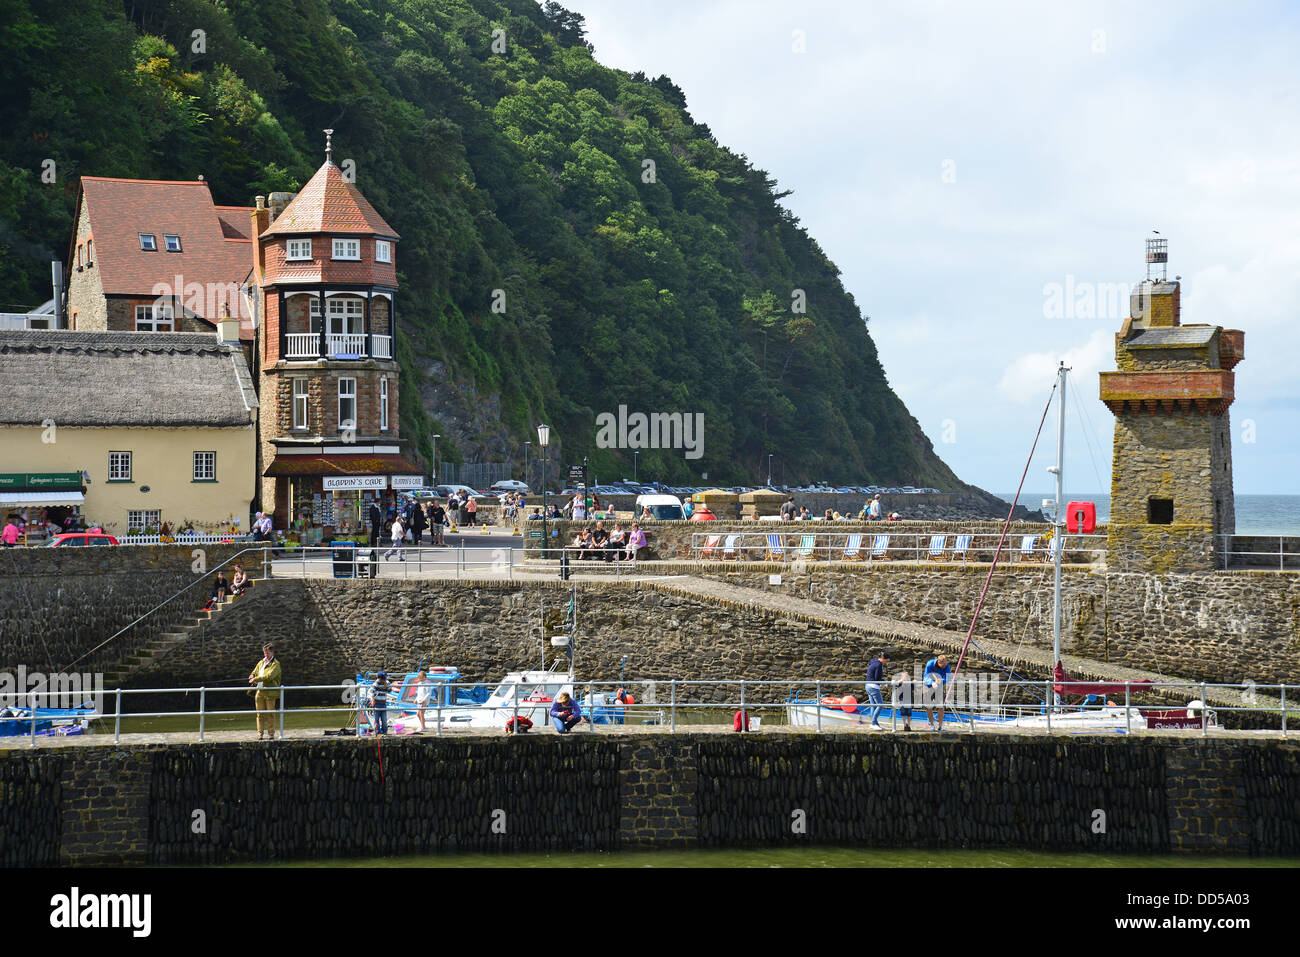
[688,530,1107,563]
[6,678,1296,747]
[1217,534,1299,571]
[59,545,272,672]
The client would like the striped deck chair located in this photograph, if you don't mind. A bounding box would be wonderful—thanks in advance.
[926,534,947,561]
[765,533,786,562]
[948,534,973,562]
[869,534,891,561]
[701,534,722,559]
[796,534,817,560]
[842,533,864,561]
[1047,537,1064,563]
[721,534,740,560]
[1017,534,1039,563]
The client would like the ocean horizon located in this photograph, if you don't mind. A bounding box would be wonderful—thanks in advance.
[997,493,1300,536]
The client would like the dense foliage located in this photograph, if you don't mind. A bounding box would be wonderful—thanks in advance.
[0,0,963,488]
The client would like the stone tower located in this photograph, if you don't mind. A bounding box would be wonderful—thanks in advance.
[250,133,422,530]
[1099,239,1244,572]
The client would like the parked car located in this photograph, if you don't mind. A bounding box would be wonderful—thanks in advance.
[490,479,530,493]
[435,484,491,501]
[635,494,685,521]
[44,532,119,547]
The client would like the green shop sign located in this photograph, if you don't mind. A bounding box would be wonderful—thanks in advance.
[0,472,84,490]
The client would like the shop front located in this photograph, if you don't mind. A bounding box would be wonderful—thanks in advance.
[0,472,88,544]
[264,452,423,544]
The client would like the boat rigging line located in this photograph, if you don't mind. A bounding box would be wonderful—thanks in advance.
[948,374,1059,700]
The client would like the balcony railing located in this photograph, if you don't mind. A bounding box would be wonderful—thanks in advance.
[284,333,393,360]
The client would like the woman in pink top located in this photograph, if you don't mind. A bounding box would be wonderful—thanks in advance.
[625,523,646,561]
[2,520,20,547]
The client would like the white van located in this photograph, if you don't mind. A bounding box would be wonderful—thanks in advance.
[635,494,685,521]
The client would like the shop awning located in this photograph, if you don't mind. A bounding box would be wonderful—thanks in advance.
[263,453,424,478]
[0,491,86,506]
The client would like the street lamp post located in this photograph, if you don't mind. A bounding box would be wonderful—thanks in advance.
[767,454,773,488]
[431,434,440,486]
[537,424,550,559]
[633,451,639,483]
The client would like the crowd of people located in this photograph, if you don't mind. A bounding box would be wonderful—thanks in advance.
[566,520,646,561]
[776,494,901,522]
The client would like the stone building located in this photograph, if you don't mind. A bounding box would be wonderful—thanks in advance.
[250,139,421,533]
[63,177,256,355]
[1099,243,1244,572]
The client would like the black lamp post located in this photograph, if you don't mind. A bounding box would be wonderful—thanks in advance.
[538,423,550,558]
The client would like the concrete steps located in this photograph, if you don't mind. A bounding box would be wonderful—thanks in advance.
[103,581,259,687]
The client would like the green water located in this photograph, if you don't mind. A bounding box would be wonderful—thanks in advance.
[263,847,1296,868]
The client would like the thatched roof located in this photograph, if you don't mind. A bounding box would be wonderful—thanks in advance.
[0,330,258,427]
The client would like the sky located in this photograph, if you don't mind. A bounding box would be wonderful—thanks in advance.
[559,0,1300,494]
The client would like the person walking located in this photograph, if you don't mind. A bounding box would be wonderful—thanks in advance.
[465,495,478,526]
[429,500,446,546]
[891,670,915,732]
[413,667,433,732]
[865,651,890,730]
[247,643,282,741]
[410,499,428,547]
[367,500,384,549]
[869,494,883,520]
[383,516,405,561]
[923,653,952,731]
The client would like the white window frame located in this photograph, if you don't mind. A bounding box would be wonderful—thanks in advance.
[332,238,361,261]
[286,238,313,260]
[86,239,93,265]
[310,296,364,335]
[109,451,132,482]
[135,304,174,332]
[292,379,309,430]
[164,234,182,252]
[193,451,216,481]
[139,233,157,251]
[127,509,161,531]
[337,378,357,432]
[375,240,392,263]
[380,378,389,430]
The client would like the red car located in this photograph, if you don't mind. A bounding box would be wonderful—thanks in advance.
[44,532,120,547]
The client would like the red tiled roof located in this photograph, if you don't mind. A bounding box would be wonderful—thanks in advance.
[76,177,255,335]
[261,161,400,240]
[263,453,423,477]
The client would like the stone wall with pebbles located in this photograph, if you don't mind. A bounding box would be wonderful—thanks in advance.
[2,734,1295,865]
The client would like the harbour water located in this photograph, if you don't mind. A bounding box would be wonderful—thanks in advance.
[999,493,1300,535]
[271,847,1299,868]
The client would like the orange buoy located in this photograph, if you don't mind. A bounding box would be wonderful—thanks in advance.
[840,695,858,713]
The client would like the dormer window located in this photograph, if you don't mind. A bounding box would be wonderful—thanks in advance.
[286,238,312,261]
[332,238,361,261]
[375,240,392,264]
[139,233,157,251]
[164,234,182,252]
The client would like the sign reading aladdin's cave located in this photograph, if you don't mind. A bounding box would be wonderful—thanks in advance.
[322,475,388,491]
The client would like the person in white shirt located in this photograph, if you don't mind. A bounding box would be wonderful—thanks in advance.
[384,517,405,561]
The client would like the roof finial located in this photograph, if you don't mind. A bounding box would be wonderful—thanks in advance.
[323,128,334,165]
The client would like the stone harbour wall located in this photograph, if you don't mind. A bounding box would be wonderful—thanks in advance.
[0,544,267,674]
[2,734,1296,865]
[696,565,1300,686]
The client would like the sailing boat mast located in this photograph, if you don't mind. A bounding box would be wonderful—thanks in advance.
[1050,360,1069,706]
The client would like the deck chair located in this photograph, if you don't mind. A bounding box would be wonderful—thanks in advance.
[842,533,864,561]
[1018,534,1039,563]
[765,533,786,562]
[796,534,817,560]
[949,534,973,562]
[926,534,947,561]
[869,534,890,561]
[1047,537,1064,563]
[721,534,740,560]
[701,534,722,559]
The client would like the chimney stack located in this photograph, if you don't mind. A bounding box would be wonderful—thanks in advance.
[217,304,241,344]
[268,192,295,222]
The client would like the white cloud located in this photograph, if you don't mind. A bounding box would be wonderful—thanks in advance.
[997,330,1114,405]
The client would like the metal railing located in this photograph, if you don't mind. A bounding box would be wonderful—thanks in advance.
[1218,534,1300,571]
[688,531,1107,564]
[283,332,394,360]
[269,544,520,580]
[4,679,1294,746]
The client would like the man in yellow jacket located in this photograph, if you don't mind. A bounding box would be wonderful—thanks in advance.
[248,642,282,740]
